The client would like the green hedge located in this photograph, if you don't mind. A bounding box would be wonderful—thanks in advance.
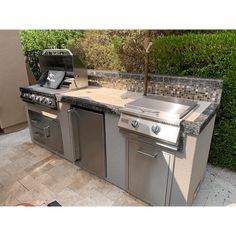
[150,32,236,171]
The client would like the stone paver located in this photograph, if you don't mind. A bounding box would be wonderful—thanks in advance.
[0,128,236,206]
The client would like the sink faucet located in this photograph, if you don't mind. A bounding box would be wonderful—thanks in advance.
[143,30,152,96]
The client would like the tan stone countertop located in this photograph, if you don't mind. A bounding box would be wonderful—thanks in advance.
[58,86,143,111]
[58,86,218,135]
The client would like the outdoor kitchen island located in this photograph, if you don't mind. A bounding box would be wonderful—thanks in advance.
[58,86,219,206]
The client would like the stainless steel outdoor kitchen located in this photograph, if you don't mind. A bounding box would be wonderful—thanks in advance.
[19,49,223,206]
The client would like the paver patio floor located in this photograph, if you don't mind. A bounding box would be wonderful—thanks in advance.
[0,128,235,206]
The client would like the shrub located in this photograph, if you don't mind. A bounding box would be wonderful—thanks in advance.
[150,32,236,171]
[70,30,146,72]
[68,30,125,71]
[20,30,82,79]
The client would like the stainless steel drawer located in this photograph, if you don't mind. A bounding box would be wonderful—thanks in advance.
[29,110,64,155]
[128,140,170,206]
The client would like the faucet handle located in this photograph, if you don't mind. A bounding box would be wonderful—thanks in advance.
[146,42,152,53]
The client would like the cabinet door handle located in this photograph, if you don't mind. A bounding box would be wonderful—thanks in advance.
[137,150,159,159]
[68,108,80,161]
[44,126,50,137]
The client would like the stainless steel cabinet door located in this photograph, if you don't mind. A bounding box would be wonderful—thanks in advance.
[128,140,170,206]
[74,108,106,178]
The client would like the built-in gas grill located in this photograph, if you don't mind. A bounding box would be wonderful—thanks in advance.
[118,95,198,151]
[20,49,88,110]
[19,49,88,160]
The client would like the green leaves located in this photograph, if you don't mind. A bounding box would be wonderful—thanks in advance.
[150,32,236,78]
[150,31,236,171]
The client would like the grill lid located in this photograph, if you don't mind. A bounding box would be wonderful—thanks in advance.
[124,95,198,121]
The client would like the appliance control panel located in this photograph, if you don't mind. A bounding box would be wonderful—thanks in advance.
[118,113,180,146]
[21,92,57,109]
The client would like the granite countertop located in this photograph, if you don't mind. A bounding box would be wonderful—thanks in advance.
[58,86,219,136]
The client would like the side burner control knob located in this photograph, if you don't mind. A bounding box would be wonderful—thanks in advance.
[151,125,160,134]
[131,119,139,128]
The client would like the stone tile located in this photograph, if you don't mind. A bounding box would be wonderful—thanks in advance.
[0,181,28,204]
[0,158,12,168]
[28,145,52,159]
[0,170,12,186]
[213,178,236,203]
[112,192,147,206]
[205,190,226,206]
[223,200,236,207]
[25,155,53,173]
[192,189,210,206]
[217,168,233,182]
[75,189,114,206]
[199,172,216,191]
[55,188,83,206]
[18,175,36,190]
[2,195,20,206]
[67,170,94,193]
[206,164,221,176]
[229,172,236,187]
[49,156,66,167]
[16,183,56,206]
[44,174,75,195]
[105,185,126,202]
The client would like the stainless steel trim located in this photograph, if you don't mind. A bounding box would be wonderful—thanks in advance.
[67,108,78,162]
[42,49,73,55]
[120,107,180,126]
[137,150,159,159]
[155,141,178,151]
[164,153,175,206]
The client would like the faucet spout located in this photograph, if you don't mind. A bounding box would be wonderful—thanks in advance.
[143,30,151,96]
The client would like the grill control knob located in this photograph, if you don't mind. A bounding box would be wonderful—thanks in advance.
[131,119,139,128]
[35,96,40,102]
[151,125,160,134]
[30,94,35,100]
[40,97,45,103]
[44,98,50,105]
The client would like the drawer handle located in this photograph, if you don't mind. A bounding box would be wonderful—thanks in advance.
[44,126,50,137]
[34,132,42,137]
[31,119,40,124]
[137,150,159,159]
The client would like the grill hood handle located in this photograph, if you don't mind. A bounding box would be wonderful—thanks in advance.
[42,49,73,56]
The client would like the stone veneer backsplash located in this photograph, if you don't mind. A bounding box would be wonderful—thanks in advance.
[88,70,223,104]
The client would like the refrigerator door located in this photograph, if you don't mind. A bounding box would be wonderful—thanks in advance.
[72,107,106,178]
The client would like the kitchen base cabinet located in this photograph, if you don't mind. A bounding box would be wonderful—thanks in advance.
[127,139,171,206]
